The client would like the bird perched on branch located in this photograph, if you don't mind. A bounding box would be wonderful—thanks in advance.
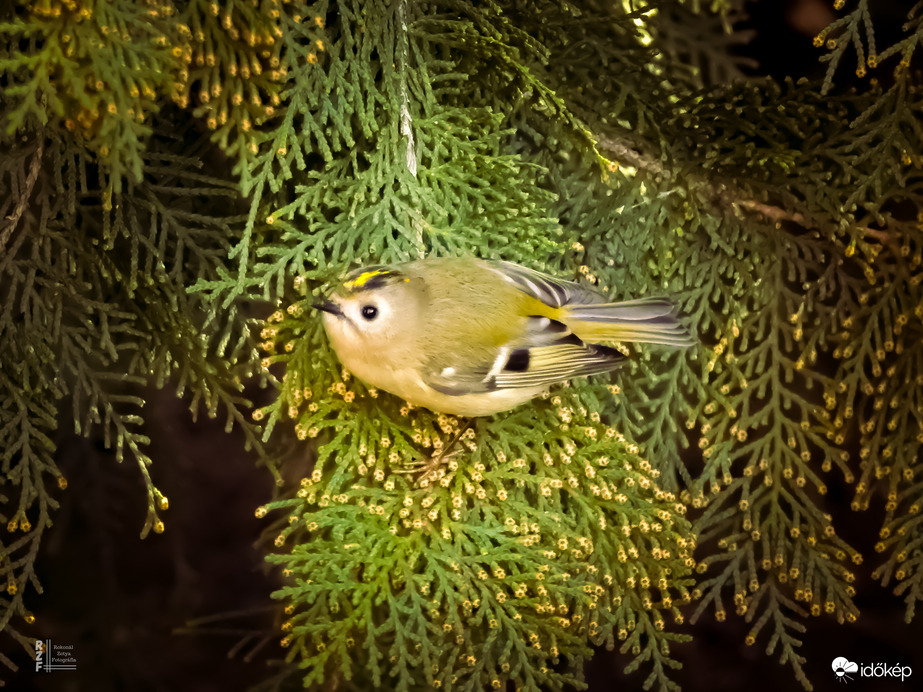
[314,256,693,417]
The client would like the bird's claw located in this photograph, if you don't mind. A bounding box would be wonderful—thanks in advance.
[394,447,461,486]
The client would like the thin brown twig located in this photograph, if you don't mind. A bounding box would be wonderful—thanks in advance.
[733,199,890,243]
[0,139,44,254]
[732,199,805,224]
[596,135,665,177]
[596,134,893,245]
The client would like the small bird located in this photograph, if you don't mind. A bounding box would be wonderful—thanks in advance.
[314,256,693,417]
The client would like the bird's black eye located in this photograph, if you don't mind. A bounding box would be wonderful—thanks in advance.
[361,305,379,320]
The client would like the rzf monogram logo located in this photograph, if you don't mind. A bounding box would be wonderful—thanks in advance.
[33,638,77,672]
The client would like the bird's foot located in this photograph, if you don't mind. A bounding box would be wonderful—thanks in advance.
[393,419,472,487]
[394,449,461,486]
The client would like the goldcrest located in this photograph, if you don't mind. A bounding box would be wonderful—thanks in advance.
[314,256,693,416]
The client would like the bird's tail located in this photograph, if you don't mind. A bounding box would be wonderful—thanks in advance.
[561,297,694,347]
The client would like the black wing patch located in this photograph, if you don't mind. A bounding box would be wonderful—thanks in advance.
[504,349,531,372]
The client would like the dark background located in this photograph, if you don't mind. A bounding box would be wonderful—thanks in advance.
[3,1,922,691]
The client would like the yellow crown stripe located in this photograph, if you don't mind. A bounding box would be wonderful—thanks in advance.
[345,269,390,289]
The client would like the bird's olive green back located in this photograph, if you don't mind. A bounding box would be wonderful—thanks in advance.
[401,257,560,363]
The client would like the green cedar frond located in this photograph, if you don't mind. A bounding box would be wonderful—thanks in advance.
[652,3,757,89]
[0,0,188,192]
[262,383,693,689]
[818,0,923,94]
[818,0,877,93]
[0,113,264,667]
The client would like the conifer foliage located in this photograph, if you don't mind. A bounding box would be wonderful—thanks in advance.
[1,0,922,690]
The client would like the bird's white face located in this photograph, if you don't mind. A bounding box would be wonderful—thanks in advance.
[320,290,400,352]
[315,267,433,401]
[316,275,422,379]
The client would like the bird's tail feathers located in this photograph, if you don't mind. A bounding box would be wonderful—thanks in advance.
[563,297,694,347]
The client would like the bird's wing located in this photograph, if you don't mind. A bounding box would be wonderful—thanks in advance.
[424,317,625,396]
[485,260,606,308]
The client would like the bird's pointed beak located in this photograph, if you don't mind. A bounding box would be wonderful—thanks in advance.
[313,299,343,317]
